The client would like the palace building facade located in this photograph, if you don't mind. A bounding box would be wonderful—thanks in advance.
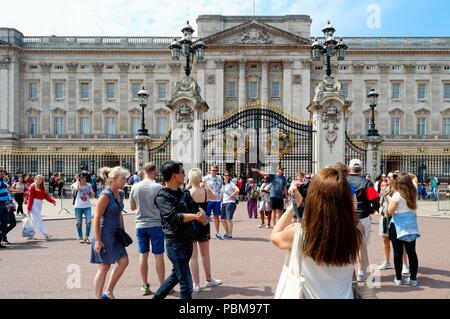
[0,15,449,180]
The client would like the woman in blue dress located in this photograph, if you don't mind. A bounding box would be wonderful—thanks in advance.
[91,166,130,299]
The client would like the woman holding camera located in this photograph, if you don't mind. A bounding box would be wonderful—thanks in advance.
[271,168,361,298]
[90,166,130,299]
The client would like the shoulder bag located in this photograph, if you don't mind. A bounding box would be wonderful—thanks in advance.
[274,223,305,299]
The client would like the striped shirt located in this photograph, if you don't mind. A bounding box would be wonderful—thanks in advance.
[0,179,13,204]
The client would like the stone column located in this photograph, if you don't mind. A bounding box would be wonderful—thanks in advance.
[134,136,150,173]
[301,60,312,119]
[0,60,9,133]
[261,59,269,105]
[92,63,104,134]
[195,60,206,102]
[364,136,384,178]
[404,64,416,135]
[66,63,78,134]
[40,63,52,134]
[430,64,442,134]
[215,60,225,117]
[283,59,293,114]
[166,76,209,174]
[351,63,364,134]
[238,60,247,107]
[118,63,129,133]
[377,64,390,134]
[7,58,19,134]
[144,63,156,133]
[308,78,352,172]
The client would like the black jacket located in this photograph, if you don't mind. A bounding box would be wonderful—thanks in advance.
[155,187,200,243]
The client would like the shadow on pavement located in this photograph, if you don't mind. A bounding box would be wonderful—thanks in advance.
[194,285,273,299]
[4,241,48,251]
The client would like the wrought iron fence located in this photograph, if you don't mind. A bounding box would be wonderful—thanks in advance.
[345,132,367,170]
[381,152,450,183]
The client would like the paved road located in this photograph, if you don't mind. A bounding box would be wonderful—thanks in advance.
[1,202,449,299]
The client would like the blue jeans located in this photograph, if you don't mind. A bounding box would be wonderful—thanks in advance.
[153,240,193,300]
[75,207,92,238]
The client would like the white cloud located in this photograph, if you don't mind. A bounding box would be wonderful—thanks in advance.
[2,0,403,37]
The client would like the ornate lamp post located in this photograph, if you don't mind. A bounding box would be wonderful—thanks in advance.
[169,21,205,77]
[367,88,380,137]
[137,86,150,136]
[311,20,348,78]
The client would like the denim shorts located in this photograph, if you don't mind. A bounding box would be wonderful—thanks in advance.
[221,202,237,220]
[136,226,165,255]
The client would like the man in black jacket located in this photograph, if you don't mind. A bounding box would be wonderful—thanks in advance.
[348,159,380,282]
[153,161,208,299]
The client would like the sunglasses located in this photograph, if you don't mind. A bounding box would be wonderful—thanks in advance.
[211,170,217,172]
[178,170,185,175]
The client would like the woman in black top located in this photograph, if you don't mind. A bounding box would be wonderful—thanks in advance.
[188,168,222,293]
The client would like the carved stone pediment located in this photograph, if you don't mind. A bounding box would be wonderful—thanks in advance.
[202,20,311,46]
[102,106,119,114]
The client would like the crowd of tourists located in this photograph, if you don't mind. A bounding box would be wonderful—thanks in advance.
[0,156,425,299]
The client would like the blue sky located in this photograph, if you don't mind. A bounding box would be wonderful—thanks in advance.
[2,0,449,37]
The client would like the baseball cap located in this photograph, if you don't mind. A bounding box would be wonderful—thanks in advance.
[349,159,362,169]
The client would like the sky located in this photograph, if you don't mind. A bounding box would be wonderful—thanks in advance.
[2,0,449,37]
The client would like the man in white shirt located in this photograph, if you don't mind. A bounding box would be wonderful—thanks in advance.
[204,165,224,240]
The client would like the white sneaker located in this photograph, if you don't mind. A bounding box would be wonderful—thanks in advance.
[393,277,402,286]
[377,263,393,270]
[205,278,222,288]
[402,278,419,286]
[356,271,365,282]
[45,234,53,241]
[193,284,201,293]
[402,265,410,275]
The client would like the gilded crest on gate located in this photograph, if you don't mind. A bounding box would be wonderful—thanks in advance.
[267,129,294,157]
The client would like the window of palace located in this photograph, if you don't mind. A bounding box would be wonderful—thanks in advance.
[391,117,401,135]
[227,81,236,98]
[416,116,427,135]
[28,117,38,135]
[80,116,91,135]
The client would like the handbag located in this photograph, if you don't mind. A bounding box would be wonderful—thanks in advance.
[115,228,133,247]
[274,223,306,299]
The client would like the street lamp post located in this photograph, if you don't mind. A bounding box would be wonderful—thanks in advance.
[311,20,348,78]
[367,88,380,137]
[169,21,205,77]
[137,87,150,136]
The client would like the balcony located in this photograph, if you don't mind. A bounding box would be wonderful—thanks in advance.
[315,37,450,49]
[351,134,449,140]
[22,36,177,49]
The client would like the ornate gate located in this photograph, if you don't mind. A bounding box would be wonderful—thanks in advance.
[345,132,367,169]
[202,105,314,180]
[148,132,171,181]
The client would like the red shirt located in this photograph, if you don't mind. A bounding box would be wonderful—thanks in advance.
[27,184,56,211]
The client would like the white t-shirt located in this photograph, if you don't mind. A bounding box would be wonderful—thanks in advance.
[205,174,223,202]
[392,191,416,213]
[74,184,93,209]
[222,182,237,204]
